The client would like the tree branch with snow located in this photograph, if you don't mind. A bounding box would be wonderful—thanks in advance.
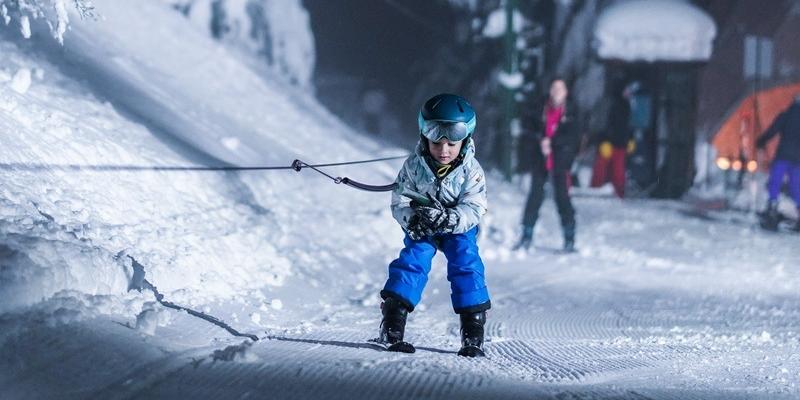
[1,0,97,44]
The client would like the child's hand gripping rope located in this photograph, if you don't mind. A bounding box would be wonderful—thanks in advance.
[407,193,459,240]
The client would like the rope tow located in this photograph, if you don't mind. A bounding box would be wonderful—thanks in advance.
[31,154,408,340]
[290,158,401,192]
[0,154,407,192]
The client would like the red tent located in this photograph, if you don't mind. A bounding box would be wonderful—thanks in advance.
[712,82,800,171]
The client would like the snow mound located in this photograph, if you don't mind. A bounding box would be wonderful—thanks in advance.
[594,0,717,62]
[0,0,403,319]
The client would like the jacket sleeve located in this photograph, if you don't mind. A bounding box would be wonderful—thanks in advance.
[757,112,786,148]
[551,106,582,150]
[521,99,545,141]
[390,161,417,230]
[451,162,488,234]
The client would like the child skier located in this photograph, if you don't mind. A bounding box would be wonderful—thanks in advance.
[378,93,491,357]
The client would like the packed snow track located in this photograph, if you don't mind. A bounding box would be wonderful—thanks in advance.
[2,195,798,400]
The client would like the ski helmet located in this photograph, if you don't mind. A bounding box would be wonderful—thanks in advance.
[418,94,476,142]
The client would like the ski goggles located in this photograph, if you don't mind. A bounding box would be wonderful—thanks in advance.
[419,118,474,143]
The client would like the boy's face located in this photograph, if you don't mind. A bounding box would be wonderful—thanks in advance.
[428,139,463,165]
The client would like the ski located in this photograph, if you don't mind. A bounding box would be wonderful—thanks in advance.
[367,338,416,353]
[457,345,485,358]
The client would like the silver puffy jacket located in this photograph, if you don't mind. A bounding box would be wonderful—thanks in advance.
[391,139,488,234]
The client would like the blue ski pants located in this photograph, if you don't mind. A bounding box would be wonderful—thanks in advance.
[381,227,491,314]
[767,160,800,205]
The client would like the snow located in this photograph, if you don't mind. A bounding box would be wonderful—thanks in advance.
[1,4,9,25]
[594,0,717,62]
[19,15,30,38]
[0,0,90,43]
[0,0,395,314]
[497,70,524,90]
[53,0,69,44]
[0,1,798,399]
[9,67,31,93]
[482,7,526,38]
[164,0,316,89]
[135,304,162,336]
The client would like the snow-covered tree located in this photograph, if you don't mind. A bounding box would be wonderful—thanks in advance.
[1,0,96,44]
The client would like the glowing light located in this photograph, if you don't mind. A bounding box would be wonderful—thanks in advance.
[716,157,731,170]
[732,160,743,171]
[747,160,758,173]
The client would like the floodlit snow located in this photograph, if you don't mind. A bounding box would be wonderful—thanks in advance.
[594,0,717,62]
[18,15,30,38]
[9,67,30,94]
[483,7,526,38]
[163,0,316,88]
[0,1,798,399]
[497,70,524,89]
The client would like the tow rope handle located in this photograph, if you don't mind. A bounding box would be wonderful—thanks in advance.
[292,159,398,193]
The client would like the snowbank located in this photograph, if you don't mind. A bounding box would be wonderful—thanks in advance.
[0,0,402,318]
[0,38,291,313]
[161,0,315,89]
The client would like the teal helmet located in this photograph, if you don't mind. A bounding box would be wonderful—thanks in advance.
[418,94,477,142]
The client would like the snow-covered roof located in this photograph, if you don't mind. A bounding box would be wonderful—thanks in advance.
[593,0,717,63]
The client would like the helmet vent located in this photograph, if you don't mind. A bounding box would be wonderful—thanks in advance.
[457,101,464,113]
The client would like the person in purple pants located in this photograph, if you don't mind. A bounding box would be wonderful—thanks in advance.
[756,95,800,231]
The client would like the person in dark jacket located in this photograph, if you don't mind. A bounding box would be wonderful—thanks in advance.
[756,95,800,231]
[590,82,636,198]
[515,78,581,251]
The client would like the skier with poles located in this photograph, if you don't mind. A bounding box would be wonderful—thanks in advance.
[377,94,491,357]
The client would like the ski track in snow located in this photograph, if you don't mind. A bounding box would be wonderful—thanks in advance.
[4,193,797,399]
[1,2,799,399]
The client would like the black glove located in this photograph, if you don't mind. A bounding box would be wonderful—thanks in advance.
[406,214,435,240]
[435,209,459,234]
[414,198,446,229]
[412,195,459,234]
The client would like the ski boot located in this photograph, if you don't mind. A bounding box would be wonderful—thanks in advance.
[457,311,486,357]
[759,202,781,232]
[793,209,800,233]
[563,221,576,253]
[379,297,415,353]
[513,226,534,251]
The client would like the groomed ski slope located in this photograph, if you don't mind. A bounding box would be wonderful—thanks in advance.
[3,191,798,400]
[1,1,799,399]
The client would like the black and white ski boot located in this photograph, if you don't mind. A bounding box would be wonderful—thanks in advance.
[759,202,781,232]
[378,297,415,353]
[457,311,486,357]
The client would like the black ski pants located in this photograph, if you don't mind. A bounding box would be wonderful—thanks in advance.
[522,166,575,230]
